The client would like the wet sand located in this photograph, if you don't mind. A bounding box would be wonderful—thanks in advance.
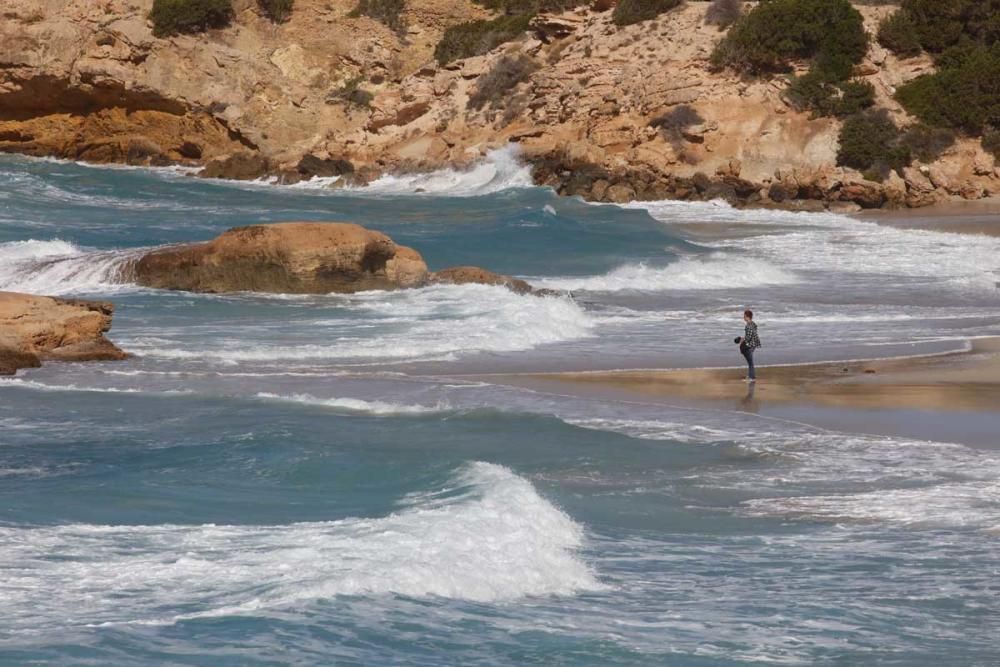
[858,198,1000,237]
[490,338,1000,414]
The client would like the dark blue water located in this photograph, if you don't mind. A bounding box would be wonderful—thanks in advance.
[2,155,1000,666]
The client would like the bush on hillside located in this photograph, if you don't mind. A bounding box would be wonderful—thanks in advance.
[434,14,532,64]
[258,0,293,23]
[612,0,683,27]
[468,54,539,113]
[649,104,704,145]
[704,0,743,29]
[877,11,921,57]
[895,43,1000,135]
[897,0,1000,54]
[475,0,588,13]
[710,0,867,75]
[899,124,956,162]
[982,131,1000,159]
[837,109,910,175]
[150,0,233,37]
[787,70,874,118]
[349,0,406,34]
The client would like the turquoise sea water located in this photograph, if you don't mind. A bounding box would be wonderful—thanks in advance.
[2,153,1000,665]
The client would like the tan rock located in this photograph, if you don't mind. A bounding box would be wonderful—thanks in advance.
[0,292,126,375]
[430,266,535,295]
[131,222,429,294]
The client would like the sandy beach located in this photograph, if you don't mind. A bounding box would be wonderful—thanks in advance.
[492,337,1000,414]
[858,198,1000,237]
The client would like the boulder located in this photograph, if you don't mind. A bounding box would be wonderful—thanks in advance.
[430,266,536,295]
[0,292,126,375]
[131,222,429,294]
[199,152,272,181]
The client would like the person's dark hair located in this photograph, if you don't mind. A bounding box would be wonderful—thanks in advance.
[744,309,754,319]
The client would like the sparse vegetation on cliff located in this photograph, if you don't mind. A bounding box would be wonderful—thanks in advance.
[350,0,406,35]
[710,0,867,75]
[612,0,683,27]
[876,10,921,58]
[704,0,743,29]
[328,76,374,109]
[837,109,910,178]
[150,0,233,37]
[468,55,538,112]
[787,72,874,118]
[895,43,1000,135]
[900,125,956,163]
[258,0,293,23]
[434,13,533,65]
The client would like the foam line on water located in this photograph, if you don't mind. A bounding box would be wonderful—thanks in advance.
[129,284,594,363]
[256,392,451,415]
[534,255,798,292]
[0,462,602,631]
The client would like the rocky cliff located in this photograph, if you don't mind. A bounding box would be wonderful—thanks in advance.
[1,0,997,209]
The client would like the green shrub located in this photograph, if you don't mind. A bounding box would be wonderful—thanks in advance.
[349,0,406,34]
[704,0,743,29]
[835,79,876,116]
[711,0,867,74]
[898,0,1000,54]
[983,131,1000,159]
[469,54,538,112]
[837,109,911,174]
[328,76,374,108]
[258,0,293,22]
[612,0,682,27]
[475,0,586,12]
[900,124,956,162]
[150,0,233,37]
[434,13,532,65]
[895,43,1000,134]
[877,11,922,57]
[787,71,874,117]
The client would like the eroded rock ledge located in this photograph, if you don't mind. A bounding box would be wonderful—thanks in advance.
[129,222,543,295]
[0,292,127,375]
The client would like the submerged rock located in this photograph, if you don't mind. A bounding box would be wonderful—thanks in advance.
[131,222,429,294]
[0,292,126,375]
[430,266,537,295]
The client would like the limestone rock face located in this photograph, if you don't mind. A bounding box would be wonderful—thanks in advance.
[430,266,536,295]
[0,292,126,375]
[131,222,429,294]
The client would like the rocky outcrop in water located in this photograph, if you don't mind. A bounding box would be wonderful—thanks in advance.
[0,292,127,375]
[131,222,546,295]
[131,222,429,294]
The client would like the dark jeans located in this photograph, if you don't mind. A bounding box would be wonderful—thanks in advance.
[741,346,756,380]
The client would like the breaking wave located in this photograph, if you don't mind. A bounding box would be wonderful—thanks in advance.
[255,392,451,415]
[0,239,140,295]
[346,146,533,197]
[0,462,601,631]
[535,255,798,293]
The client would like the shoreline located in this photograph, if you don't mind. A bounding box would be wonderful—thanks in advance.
[481,337,1000,414]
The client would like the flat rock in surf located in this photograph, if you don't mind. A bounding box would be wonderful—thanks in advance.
[0,291,127,375]
[131,222,429,294]
[130,222,546,296]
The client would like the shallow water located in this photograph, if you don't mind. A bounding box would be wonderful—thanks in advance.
[2,153,1000,666]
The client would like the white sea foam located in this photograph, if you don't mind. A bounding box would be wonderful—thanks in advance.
[560,415,1000,531]
[535,255,798,293]
[131,284,594,363]
[630,199,1000,292]
[256,392,450,415]
[0,462,601,631]
[0,379,192,395]
[0,239,141,294]
[346,145,533,196]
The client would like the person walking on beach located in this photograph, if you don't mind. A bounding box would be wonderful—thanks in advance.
[737,309,761,382]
